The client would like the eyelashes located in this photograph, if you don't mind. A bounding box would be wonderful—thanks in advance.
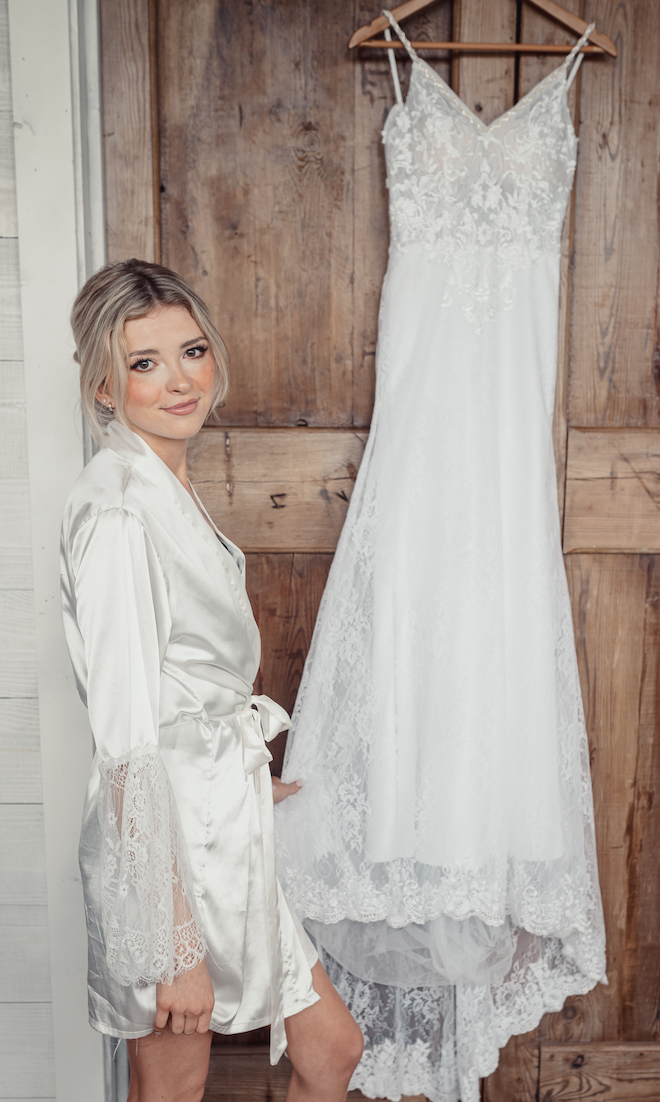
[129,345,209,372]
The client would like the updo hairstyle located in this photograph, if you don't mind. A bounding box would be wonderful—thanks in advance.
[70,258,229,443]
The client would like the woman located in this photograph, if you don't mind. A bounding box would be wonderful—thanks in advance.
[60,259,363,1102]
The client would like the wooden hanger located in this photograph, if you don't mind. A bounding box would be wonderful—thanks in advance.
[349,0,617,58]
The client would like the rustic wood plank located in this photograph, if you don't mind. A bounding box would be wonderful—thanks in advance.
[0,479,33,590]
[569,0,660,427]
[483,1028,540,1102]
[0,699,42,803]
[245,552,332,775]
[0,236,22,360]
[188,428,367,552]
[539,1041,660,1100]
[0,1003,54,1097]
[0,923,51,1002]
[0,804,48,907]
[620,556,660,1040]
[203,1050,419,1102]
[158,0,360,427]
[452,0,517,127]
[564,430,660,553]
[564,555,648,1039]
[99,0,158,263]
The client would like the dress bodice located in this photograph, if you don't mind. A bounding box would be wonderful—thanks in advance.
[382,15,593,329]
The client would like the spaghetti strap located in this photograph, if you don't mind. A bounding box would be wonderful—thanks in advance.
[384,27,404,106]
[565,21,596,90]
[382,10,419,63]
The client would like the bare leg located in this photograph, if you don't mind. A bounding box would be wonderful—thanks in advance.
[285,960,364,1102]
[126,1024,212,1102]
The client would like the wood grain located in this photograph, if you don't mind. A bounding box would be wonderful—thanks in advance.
[203,1049,420,1102]
[565,555,648,1039]
[483,1028,540,1102]
[621,557,660,1040]
[245,552,332,775]
[569,0,660,427]
[99,0,158,262]
[452,0,517,126]
[188,427,367,552]
[563,430,660,553]
[159,0,362,427]
[539,1041,660,1100]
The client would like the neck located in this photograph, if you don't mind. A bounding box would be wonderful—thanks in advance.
[125,421,190,486]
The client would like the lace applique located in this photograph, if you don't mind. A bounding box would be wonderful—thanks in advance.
[98,746,207,986]
[383,62,578,332]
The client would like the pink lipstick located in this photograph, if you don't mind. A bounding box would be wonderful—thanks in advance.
[163,399,199,416]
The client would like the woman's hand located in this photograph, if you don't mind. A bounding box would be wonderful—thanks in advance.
[155,959,215,1035]
[272,776,304,805]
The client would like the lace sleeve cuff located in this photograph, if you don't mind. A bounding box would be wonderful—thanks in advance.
[98,746,207,986]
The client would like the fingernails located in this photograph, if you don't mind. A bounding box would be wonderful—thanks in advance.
[295,779,304,787]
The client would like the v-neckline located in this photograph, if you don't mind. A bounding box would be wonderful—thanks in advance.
[411,54,568,134]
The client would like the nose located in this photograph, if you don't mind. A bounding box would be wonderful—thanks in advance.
[167,359,192,393]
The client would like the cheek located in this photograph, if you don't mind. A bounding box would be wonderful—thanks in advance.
[125,371,162,409]
[194,358,218,393]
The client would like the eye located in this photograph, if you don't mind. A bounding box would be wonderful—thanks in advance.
[184,344,208,359]
[130,358,154,372]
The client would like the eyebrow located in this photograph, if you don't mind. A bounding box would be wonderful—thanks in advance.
[128,336,207,357]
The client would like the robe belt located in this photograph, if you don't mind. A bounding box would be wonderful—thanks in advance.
[234,694,292,1064]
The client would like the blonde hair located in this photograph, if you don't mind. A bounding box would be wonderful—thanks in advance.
[71,258,229,443]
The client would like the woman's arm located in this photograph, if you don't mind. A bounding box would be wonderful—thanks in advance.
[70,508,208,989]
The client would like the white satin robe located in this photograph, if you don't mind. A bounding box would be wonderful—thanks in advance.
[60,421,318,1059]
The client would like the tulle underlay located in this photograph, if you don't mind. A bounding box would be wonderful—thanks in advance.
[305,915,518,988]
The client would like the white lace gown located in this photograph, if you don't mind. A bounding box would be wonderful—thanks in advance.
[276,16,606,1101]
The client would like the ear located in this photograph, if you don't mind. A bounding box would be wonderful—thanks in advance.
[96,386,114,412]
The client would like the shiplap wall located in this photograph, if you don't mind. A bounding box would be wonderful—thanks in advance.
[0,0,55,1097]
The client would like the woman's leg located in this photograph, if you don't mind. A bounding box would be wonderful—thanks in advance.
[284,960,364,1102]
[126,1025,212,1102]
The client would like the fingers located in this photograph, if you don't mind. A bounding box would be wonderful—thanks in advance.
[196,1008,213,1034]
[271,777,304,805]
[170,1008,186,1035]
[154,999,170,1031]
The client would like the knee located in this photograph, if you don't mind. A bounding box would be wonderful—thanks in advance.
[331,1017,364,1082]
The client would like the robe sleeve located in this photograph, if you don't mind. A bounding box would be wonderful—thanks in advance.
[70,507,208,987]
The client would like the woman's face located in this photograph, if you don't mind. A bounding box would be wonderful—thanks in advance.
[106,304,217,445]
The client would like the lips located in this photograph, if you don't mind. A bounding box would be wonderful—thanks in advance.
[163,398,199,415]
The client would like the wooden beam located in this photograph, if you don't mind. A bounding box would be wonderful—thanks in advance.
[564,429,660,553]
[99,0,159,262]
[540,1042,660,1099]
[188,427,367,553]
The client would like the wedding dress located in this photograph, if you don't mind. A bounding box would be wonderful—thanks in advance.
[276,14,606,1101]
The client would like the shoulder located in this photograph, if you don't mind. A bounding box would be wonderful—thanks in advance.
[61,447,149,546]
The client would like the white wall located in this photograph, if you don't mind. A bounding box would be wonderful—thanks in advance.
[0,1,55,1096]
[2,0,105,1098]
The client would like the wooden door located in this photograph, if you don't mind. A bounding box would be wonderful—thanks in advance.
[99,1,660,1097]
